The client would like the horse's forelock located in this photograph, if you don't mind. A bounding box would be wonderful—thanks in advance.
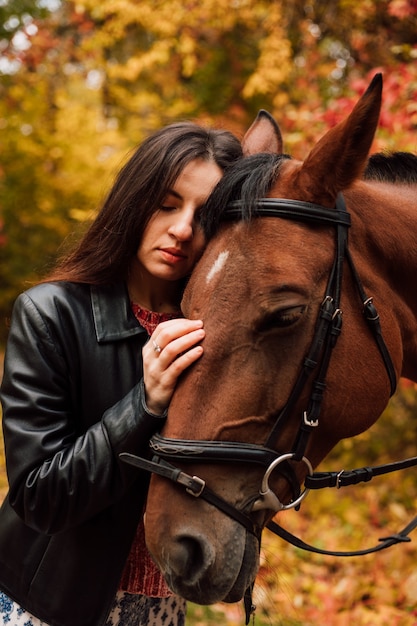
[202,153,291,239]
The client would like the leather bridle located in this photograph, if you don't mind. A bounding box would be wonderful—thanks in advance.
[121,193,417,623]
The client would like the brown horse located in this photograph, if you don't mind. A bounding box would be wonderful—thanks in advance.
[128,75,417,612]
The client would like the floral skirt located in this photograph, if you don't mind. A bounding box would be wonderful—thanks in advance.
[0,591,49,626]
[105,592,186,626]
[0,590,186,626]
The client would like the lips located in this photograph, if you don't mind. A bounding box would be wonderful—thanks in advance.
[160,248,188,263]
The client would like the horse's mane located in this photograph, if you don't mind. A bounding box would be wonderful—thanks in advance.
[363,151,417,183]
[202,153,290,239]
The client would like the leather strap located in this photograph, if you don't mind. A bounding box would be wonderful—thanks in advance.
[306,455,417,489]
[266,515,417,557]
[120,453,260,537]
[345,246,397,396]
[225,198,352,227]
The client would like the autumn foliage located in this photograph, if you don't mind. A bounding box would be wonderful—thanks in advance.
[1,0,417,337]
[1,1,417,624]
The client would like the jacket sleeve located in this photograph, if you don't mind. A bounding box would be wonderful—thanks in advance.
[1,291,164,535]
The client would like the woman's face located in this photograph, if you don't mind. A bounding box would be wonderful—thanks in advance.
[134,158,223,284]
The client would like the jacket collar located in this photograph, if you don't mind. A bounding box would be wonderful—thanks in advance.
[91,282,146,343]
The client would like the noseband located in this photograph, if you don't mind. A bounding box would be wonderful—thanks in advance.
[121,193,417,622]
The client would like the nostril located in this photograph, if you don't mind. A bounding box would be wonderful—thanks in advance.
[169,534,213,584]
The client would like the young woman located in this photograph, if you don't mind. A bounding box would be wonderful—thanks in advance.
[0,122,242,626]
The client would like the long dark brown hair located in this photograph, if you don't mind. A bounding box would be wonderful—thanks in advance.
[46,122,242,284]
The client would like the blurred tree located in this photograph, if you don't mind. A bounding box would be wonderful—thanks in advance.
[0,0,51,41]
[2,6,417,624]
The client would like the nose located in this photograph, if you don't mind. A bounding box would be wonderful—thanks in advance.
[168,532,214,585]
[169,209,195,241]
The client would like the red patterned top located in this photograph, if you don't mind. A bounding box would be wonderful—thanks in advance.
[118,303,181,597]
[130,303,181,337]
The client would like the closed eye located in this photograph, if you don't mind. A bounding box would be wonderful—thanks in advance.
[256,305,307,332]
[159,204,203,222]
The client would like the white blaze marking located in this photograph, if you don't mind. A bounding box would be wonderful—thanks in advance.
[206,250,229,284]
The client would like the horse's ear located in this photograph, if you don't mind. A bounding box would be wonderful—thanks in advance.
[297,73,383,205]
[242,110,283,156]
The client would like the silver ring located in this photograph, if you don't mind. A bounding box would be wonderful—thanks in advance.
[152,339,162,354]
[258,452,313,512]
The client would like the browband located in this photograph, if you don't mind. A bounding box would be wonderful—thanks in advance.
[223,198,352,227]
[150,433,281,465]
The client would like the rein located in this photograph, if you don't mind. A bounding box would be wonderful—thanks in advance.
[120,193,416,625]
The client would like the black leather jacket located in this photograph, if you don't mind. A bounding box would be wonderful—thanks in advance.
[0,281,166,626]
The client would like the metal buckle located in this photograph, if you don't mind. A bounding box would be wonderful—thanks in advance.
[336,469,345,489]
[184,474,206,497]
[332,307,342,320]
[303,411,319,428]
[252,453,313,513]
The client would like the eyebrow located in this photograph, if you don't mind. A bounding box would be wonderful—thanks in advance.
[165,188,182,200]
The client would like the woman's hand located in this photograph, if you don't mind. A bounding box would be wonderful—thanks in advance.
[142,318,205,415]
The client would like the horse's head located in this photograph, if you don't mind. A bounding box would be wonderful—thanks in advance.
[144,74,401,606]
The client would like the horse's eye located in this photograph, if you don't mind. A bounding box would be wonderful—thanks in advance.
[257,306,307,332]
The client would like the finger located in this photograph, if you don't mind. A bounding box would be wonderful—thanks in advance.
[144,345,204,412]
[143,326,205,410]
[151,319,204,350]
[165,344,204,378]
[157,328,205,363]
